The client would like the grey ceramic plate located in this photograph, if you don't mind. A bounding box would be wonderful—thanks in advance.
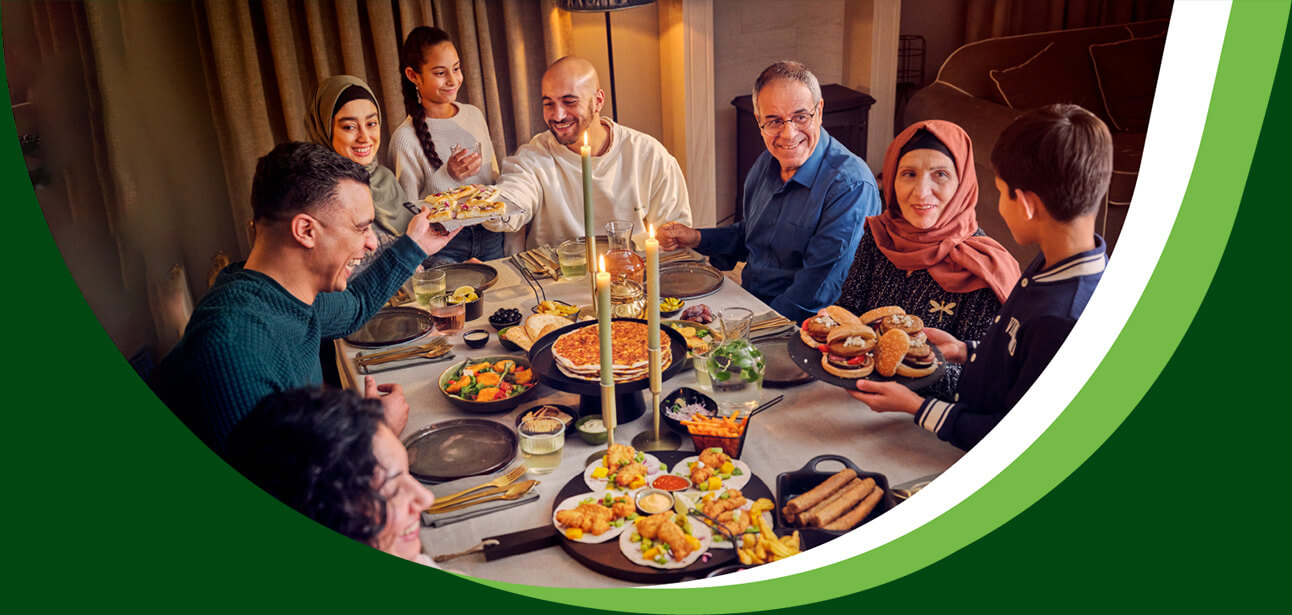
[755,334,814,387]
[403,418,518,483]
[658,262,725,300]
[343,307,435,348]
[430,262,499,292]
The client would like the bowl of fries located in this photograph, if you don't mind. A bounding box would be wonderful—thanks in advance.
[682,411,751,459]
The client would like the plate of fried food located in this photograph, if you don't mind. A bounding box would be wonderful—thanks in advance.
[776,455,895,536]
[788,305,945,392]
[583,443,667,492]
[689,489,774,550]
[553,492,638,544]
[619,511,712,569]
[671,448,752,493]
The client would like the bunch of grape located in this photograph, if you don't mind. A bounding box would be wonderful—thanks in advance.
[680,304,713,324]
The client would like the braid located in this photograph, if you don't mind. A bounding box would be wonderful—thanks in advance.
[413,104,443,170]
[401,26,453,171]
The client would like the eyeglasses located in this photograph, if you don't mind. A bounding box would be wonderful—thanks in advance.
[758,109,817,135]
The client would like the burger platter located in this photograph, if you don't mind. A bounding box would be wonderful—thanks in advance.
[786,304,946,390]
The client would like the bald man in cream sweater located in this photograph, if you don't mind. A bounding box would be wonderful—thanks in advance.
[485,56,692,252]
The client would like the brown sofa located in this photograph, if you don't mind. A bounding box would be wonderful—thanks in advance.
[904,19,1169,264]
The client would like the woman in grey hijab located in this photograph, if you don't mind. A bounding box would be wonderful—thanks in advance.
[306,75,409,264]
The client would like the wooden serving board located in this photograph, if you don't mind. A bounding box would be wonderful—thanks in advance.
[553,450,774,584]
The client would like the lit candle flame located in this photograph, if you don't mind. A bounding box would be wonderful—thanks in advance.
[583,132,589,148]
[599,254,606,272]
[648,224,655,239]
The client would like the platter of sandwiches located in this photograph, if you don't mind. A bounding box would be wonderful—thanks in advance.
[421,184,519,230]
[786,305,945,391]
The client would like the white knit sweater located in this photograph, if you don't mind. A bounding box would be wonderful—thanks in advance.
[485,119,692,252]
[389,102,499,210]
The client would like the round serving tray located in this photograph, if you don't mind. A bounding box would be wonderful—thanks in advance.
[429,262,499,292]
[755,335,814,388]
[402,418,518,483]
[658,262,725,300]
[527,318,689,396]
[344,306,435,348]
[554,450,774,584]
[785,334,946,392]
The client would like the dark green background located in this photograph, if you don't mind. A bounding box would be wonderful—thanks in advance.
[5,12,1286,613]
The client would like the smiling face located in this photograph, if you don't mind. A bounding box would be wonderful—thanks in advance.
[755,80,822,178]
[405,41,462,107]
[894,149,959,230]
[541,66,603,147]
[311,179,378,293]
[330,99,380,166]
[371,423,435,561]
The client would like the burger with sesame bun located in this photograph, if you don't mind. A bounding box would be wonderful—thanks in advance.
[820,325,877,378]
[876,313,937,377]
[799,306,862,347]
[858,306,905,331]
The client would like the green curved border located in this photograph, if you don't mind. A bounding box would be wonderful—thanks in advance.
[469,2,1286,610]
[2,3,1285,613]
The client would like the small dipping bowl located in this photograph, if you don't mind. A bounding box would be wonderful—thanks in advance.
[650,474,693,493]
[574,415,609,444]
[636,488,675,516]
[462,329,489,349]
[461,292,484,322]
[660,298,685,318]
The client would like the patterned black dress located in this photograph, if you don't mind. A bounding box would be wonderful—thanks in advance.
[834,230,1004,401]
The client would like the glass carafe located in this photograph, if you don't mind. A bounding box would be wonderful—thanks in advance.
[706,308,766,415]
[602,219,645,285]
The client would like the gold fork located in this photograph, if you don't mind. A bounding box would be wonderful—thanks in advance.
[428,480,539,514]
[432,465,526,508]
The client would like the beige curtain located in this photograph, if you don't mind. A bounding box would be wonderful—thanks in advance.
[194,0,573,252]
[964,0,1173,43]
[12,0,572,357]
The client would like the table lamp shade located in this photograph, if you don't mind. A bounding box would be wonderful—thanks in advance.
[559,0,655,12]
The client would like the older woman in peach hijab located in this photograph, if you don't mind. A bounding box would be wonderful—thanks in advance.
[834,120,1020,399]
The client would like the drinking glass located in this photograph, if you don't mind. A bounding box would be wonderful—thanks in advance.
[451,141,481,157]
[518,422,565,475]
[557,238,588,281]
[428,294,465,334]
[412,269,446,307]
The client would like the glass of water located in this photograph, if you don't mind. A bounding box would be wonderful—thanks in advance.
[557,238,588,281]
[412,269,446,307]
[518,421,565,475]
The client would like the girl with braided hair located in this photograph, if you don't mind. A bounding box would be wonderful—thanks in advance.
[390,26,503,263]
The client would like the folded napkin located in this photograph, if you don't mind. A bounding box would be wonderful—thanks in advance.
[421,490,540,528]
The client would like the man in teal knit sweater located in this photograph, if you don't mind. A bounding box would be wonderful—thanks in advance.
[152,142,459,453]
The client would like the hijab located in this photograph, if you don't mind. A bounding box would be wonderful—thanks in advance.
[868,120,1021,303]
[307,75,407,235]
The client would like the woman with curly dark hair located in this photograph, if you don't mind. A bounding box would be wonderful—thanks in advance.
[227,388,435,563]
[390,26,503,263]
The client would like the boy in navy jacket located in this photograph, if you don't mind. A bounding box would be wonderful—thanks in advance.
[851,104,1113,451]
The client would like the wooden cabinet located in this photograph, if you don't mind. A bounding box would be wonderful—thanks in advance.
[730,84,875,222]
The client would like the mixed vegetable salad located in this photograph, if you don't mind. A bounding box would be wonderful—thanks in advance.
[443,358,534,402]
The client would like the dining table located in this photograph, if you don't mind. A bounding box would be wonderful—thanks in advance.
[334,255,964,588]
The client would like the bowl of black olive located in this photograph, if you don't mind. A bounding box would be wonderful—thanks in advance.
[488,307,522,331]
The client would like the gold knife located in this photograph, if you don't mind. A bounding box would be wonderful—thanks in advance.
[426,479,539,513]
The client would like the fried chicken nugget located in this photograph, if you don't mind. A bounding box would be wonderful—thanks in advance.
[611,496,636,519]
[635,512,669,539]
[556,502,615,535]
[657,517,692,560]
[701,490,747,518]
[615,461,648,487]
[699,448,730,470]
[690,463,714,487]
[717,509,751,536]
[606,443,635,468]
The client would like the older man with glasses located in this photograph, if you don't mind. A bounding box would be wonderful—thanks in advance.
[659,61,879,323]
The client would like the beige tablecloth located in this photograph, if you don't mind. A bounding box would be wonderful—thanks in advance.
[336,258,963,587]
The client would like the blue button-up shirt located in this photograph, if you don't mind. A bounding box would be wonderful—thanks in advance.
[696,128,879,322]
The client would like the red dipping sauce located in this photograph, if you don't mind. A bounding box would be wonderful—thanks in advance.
[652,475,690,492]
